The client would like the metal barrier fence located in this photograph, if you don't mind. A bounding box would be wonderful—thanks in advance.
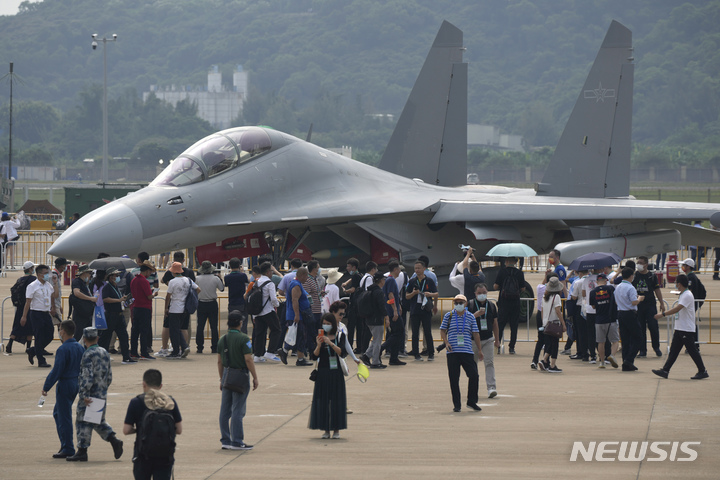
[2,294,719,353]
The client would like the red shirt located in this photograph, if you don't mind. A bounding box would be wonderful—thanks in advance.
[130,274,153,310]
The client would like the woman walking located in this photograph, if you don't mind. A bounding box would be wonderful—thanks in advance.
[540,277,566,373]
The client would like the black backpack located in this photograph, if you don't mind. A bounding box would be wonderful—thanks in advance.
[10,276,33,307]
[501,269,520,300]
[137,400,176,460]
[247,280,271,316]
[184,277,199,314]
[355,275,374,317]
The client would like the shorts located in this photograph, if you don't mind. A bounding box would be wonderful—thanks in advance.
[595,322,619,343]
[181,311,190,330]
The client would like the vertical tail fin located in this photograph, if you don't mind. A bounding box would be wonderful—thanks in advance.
[537,20,634,198]
[378,20,467,186]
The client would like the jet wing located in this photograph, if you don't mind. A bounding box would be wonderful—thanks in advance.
[430,197,720,227]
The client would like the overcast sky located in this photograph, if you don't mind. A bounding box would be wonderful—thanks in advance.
[0,0,40,16]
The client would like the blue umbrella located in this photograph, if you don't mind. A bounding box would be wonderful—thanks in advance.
[568,252,622,271]
[486,243,538,258]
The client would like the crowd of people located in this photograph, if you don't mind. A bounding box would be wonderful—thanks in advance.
[3,245,713,478]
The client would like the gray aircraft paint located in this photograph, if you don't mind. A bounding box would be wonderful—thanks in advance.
[49,20,720,267]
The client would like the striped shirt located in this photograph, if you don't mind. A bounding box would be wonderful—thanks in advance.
[440,309,478,354]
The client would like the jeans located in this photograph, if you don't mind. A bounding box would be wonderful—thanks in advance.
[55,379,79,454]
[364,324,384,365]
[130,307,153,357]
[637,306,660,353]
[410,310,434,357]
[167,312,188,355]
[446,352,479,409]
[133,457,173,480]
[219,380,250,447]
[196,300,219,353]
[618,310,641,366]
[252,311,282,357]
[99,310,130,360]
[497,301,520,349]
[663,329,706,373]
[28,310,53,365]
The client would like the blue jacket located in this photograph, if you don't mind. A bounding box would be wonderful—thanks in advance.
[43,338,85,392]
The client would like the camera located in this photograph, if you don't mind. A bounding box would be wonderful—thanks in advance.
[459,244,471,252]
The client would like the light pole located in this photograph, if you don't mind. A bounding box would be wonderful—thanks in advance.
[91,33,117,185]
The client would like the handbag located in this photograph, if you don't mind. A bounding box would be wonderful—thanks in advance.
[544,320,563,338]
[309,362,318,382]
[221,337,250,394]
[221,366,249,394]
[284,324,297,346]
[339,356,349,376]
[93,305,107,329]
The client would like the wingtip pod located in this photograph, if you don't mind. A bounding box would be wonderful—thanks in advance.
[378,20,467,186]
[537,19,633,199]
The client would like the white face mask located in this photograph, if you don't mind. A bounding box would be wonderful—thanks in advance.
[476,294,487,302]
[322,324,332,333]
[637,264,646,272]
[453,304,465,313]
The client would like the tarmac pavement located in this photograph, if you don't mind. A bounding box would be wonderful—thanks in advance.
[1,270,718,479]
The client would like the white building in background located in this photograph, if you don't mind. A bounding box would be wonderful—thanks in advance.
[467,123,525,152]
[143,65,248,129]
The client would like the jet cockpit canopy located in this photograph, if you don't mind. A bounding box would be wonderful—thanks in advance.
[151,126,272,187]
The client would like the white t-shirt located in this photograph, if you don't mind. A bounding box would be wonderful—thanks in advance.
[582,274,598,314]
[675,289,696,332]
[167,276,198,314]
[542,294,562,326]
[322,284,340,313]
[536,284,546,312]
[26,279,53,312]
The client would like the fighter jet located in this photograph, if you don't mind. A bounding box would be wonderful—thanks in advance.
[49,20,720,272]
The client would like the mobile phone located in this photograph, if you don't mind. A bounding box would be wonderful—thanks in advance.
[318,329,324,337]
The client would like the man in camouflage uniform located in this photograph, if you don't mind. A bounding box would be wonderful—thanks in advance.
[66,327,124,462]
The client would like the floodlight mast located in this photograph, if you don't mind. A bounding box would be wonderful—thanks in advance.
[91,34,117,185]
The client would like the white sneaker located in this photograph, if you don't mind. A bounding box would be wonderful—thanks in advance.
[253,356,267,363]
[154,348,170,357]
[488,389,498,398]
[263,352,281,362]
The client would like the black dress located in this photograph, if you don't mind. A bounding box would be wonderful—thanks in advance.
[308,332,348,431]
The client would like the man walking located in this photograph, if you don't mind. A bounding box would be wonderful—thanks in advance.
[360,273,390,369]
[633,256,665,357]
[589,273,620,369]
[493,257,526,355]
[41,320,85,458]
[466,284,500,398]
[218,311,258,450]
[224,257,250,333]
[21,264,54,368]
[158,252,195,356]
[67,327,124,462]
[652,275,709,380]
[123,369,183,480]
[406,261,438,362]
[440,294,484,412]
[99,267,134,364]
[4,261,36,355]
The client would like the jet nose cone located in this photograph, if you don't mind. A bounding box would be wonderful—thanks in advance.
[48,203,143,261]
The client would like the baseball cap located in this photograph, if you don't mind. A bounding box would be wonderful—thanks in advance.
[681,258,695,269]
[596,273,608,280]
[23,261,36,270]
[453,294,468,303]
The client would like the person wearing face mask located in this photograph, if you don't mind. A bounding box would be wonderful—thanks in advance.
[70,265,99,341]
[440,294,484,412]
[21,264,55,368]
[466,284,499,398]
[632,256,665,357]
[51,257,70,327]
[98,267,134,364]
[309,313,349,439]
